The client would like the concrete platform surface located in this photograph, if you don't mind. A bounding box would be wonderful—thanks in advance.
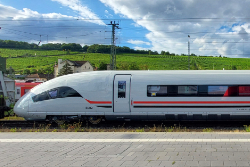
[1,132,250,167]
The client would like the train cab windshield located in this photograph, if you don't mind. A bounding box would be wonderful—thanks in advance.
[32,86,82,102]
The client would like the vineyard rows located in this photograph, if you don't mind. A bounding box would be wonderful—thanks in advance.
[1,49,250,72]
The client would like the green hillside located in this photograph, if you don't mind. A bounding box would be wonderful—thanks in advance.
[1,48,250,74]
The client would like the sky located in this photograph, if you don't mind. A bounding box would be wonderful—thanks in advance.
[0,0,250,58]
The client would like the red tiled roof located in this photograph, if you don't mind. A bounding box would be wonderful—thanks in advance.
[26,74,39,78]
[69,61,88,66]
[26,74,54,79]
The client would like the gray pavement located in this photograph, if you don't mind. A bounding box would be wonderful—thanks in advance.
[0,132,250,166]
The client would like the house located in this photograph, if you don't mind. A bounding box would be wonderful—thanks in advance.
[15,74,27,79]
[25,74,54,82]
[54,59,94,77]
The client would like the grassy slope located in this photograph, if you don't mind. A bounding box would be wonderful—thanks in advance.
[1,48,250,71]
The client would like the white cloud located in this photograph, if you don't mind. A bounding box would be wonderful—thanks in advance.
[131,23,141,27]
[0,4,109,46]
[100,0,250,57]
[51,0,105,25]
[127,39,150,45]
[134,46,150,51]
[104,10,113,18]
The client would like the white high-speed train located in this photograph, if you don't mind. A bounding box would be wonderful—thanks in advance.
[14,70,250,123]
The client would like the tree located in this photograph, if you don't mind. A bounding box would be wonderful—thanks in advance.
[57,61,73,76]
[6,66,14,74]
[30,69,37,74]
[23,69,30,75]
[232,65,237,70]
[42,66,54,80]
[98,62,107,70]
[165,51,170,55]
[43,66,54,74]
[82,45,89,52]
[37,68,44,74]
[6,67,15,79]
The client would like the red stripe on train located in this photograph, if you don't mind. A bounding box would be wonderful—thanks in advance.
[133,101,250,104]
[85,99,112,104]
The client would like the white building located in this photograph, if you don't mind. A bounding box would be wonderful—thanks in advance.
[54,59,94,77]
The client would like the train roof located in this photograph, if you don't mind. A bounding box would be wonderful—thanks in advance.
[67,70,250,76]
[30,70,250,95]
[46,70,250,81]
[108,70,250,75]
[15,82,42,86]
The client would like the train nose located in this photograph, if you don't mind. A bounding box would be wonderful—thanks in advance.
[14,102,28,117]
[14,92,31,117]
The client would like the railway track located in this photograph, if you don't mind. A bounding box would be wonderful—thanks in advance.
[0,120,47,128]
[1,120,250,130]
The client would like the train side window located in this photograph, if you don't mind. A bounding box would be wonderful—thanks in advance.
[58,87,82,98]
[167,85,178,96]
[225,86,238,96]
[48,89,58,98]
[118,81,126,98]
[198,85,208,96]
[178,86,197,95]
[208,86,228,96]
[239,86,250,96]
[147,85,167,97]
[17,89,20,95]
[32,92,49,102]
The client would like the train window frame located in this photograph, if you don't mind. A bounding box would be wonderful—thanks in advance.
[206,85,238,97]
[57,86,82,98]
[178,85,198,96]
[239,86,250,96]
[32,91,50,102]
[207,85,228,96]
[147,85,168,97]
[32,86,82,102]
[147,85,250,97]
[118,81,126,98]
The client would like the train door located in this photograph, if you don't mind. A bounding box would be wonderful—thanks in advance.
[113,75,131,112]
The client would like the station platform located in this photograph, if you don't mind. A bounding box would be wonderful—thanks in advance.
[0,132,250,167]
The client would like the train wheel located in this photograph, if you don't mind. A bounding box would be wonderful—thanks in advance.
[89,116,102,124]
[50,116,65,126]
[55,120,65,125]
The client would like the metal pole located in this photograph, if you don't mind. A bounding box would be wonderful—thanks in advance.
[188,35,190,70]
[107,21,120,70]
[111,24,115,70]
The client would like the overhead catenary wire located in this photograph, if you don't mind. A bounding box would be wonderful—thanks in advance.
[1,17,250,21]
[1,17,250,57]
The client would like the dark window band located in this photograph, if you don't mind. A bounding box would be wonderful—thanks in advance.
[32,86,82,102]
[147,85,250,97]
